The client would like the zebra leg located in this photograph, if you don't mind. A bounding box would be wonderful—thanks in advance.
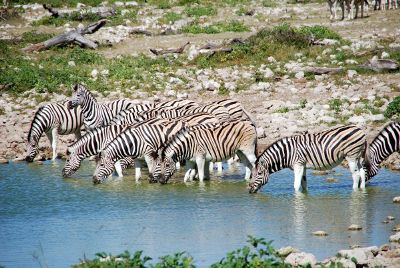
[300,166,307,191]
[293,163,305,192]
[134,159,142,182]
[216,162,223,172]
[209,161,214,172]
[358,160,366,188]
[236,150,257,181]
[196,156,206,182]
[204,161,210,180]
[114,160,123,177]
[51,128,58,160]
[184,161,196,182]
[347,158,361,189]
[176,162,181,170]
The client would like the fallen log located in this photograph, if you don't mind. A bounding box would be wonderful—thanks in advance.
[128,28,153,36]
[23,19,107,52]
[358,59,399,72]
[302,66,343,75]
[43,4,115,20]
[150,41,190,55]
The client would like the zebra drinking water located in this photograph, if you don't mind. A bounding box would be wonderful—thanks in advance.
[26,102,83,162]
[248,125,367,193]
[62,124,135,178]
[152,120,257,184]
[365,122,400,179]
[92,112,222,184]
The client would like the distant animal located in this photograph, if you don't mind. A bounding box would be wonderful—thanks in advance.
[92,113,222,184]
[327,0,347,20]
[152,120,257,184]
[365,122,400,179]
[26,102,83,162]
[62,124,135,178]
[249,125,367,193]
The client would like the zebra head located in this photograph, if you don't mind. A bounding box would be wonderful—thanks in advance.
[248,160,269,193]
[68,84,86,109]
[153,156,176,184]
[62,148,80,177]
[25,140,38,162]
[92,151,115,184]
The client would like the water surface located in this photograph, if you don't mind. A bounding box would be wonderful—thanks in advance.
[0,161,399,267]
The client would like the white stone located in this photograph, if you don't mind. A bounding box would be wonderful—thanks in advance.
[224,82,236,91]
[312,230,328,236]
[263,68,274,79]
[285,252,317,267]
[381,51,390,59]
[164,90,176,97]
[250,82,271,91]
[114,1,124,6]
[295,71,304,79]
[202,80,220,91]
[338,247,379,265]
[348,116,366,125]
[125,1,139,7]
[319,116,336,123]
[367,114,384,122]
[68,61,76,67]
[277,246,299,257]
[267,56,276,63]
[345,59,358,64]
[256,127,265,138]
[393,196,400,203]
[347,70,358,79]
[100,69,109,76]
[348,224,362,231]
[176,92,188,99]
[91,69,98,78]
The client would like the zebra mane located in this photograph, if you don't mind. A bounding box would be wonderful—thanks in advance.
[27,105,46,142]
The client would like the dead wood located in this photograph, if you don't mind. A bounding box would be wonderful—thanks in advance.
[358,59,399,72]
[150,42,190,55]
[23,19,107,52]
[129,28,153,36]
[303,66,343,75]
[43,4,115,20]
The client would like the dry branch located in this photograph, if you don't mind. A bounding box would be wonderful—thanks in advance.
[129,28,153,36]
[303,66,343,75]
[359,59,399,72]
[23,19,107,52]
[43,4,115,20]
[150,42,190,55]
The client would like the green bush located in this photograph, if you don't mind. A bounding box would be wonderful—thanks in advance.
[185,6,217,17]
[182,20,249,34]
[298,25,342,41]
[384,96,400,118]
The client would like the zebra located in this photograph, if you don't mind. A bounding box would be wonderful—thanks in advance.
[92,112,221,184]
[68,84,154,130]
[365,122,400,179]
[62,124,135,178]
[26,102,83,162]
[248,125,367,194]
[152,120,257,184]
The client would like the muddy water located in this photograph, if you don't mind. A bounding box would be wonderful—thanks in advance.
[0,161,399,267]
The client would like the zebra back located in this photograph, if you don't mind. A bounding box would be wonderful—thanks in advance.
[160,119,256,162]
[366,121,400,178]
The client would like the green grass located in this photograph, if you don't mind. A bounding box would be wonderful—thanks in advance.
[182,20,249,34]
[298,25,342,41]
[185,6,217,17]
[262,0,277,7]
[385,96,400,118]
[159,12,183,24]
[328,98,344,114]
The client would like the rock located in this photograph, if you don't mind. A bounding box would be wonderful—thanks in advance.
[68,61,76,67]
[256,127,265,138]
[267,56,276,63]
[387,216,395,221]
[390,232,400,243]
[367,114,385,122]
[338,247,378,265]
[312,230,328,236]
[13,156,25,162]
[348,224,362,231]
[202,80,220,91]
[327,257,356,268]
[250,82,271,91]
[314,39,339,46]
[285,252,317,267]
[319,116,336,123]
[295,71,304,79]
[393,225,400,232]
[380,244,390,251]
[125,1,139,7]
[326,177,337,183]
[176,92,188,99]
[381,51,390,59]
[277,246,299,257]
[91,69,98,78]
[164,90,176,97]
[0,158,9,164]
[347,70,357,78]
[263,68,274,79]
[348,116,366,125]
[393,196,400,203]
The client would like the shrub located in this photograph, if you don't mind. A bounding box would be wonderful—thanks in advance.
[384,96,400,118]
[185,6,217,17]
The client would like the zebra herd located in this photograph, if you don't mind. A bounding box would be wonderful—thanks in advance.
[25,84,400,193]
[327,0,399,20]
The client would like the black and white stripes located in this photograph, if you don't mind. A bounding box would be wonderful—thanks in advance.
[249,125,367,193]
[26,102,83,162]
[365,122,400,179]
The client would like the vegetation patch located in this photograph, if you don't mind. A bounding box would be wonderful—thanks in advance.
[385,96,400,118]
[184,6,217,17]
[159,11,183,24]
[182,20,249,34]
